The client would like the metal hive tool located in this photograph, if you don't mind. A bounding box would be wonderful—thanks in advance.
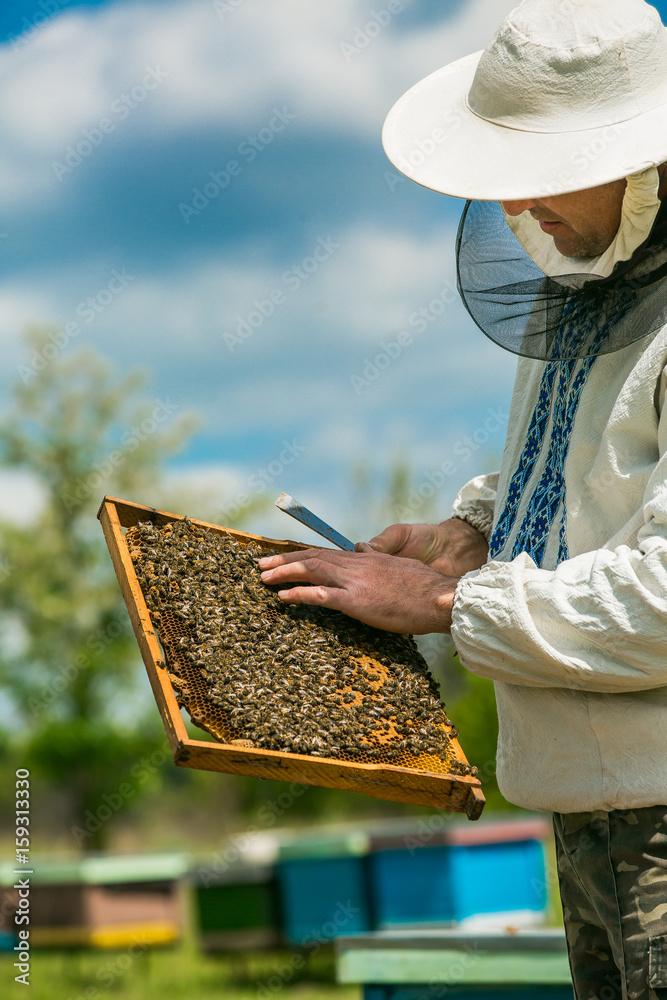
[98,496,485,819]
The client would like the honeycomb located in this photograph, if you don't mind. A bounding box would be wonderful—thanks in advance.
[127,518,477,777]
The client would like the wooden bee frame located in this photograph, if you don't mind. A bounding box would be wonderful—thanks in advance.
[98,496,484,820]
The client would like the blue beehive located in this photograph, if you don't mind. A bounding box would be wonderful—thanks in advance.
[277,831,372,945]
[368,817,550,928]
[448,837,547,921]
[368,846,454,926]
[0,930,17,952]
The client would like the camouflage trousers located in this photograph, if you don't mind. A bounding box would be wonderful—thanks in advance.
[554,807,667,1000]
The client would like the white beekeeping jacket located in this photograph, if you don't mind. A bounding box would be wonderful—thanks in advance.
[449,168,667,813]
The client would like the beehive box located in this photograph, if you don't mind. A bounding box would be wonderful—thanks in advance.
[192,864,281,952]
[367,818,551,928]
[98,496,484,819]
[0,854,187,948]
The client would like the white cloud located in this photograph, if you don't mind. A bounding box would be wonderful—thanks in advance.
[0,0,518,206]
[144,0,518,132]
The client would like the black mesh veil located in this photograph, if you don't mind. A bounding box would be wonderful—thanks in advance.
[456,198,667,361]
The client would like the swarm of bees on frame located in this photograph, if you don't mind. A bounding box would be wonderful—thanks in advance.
[128,518,477,776]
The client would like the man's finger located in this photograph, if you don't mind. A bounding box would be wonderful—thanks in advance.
[260,555,348,589]
[367,523,410,555]
[258,547,324,569]
[276,584,346,611]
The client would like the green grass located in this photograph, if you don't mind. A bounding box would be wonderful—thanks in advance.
[1,945,361,1000]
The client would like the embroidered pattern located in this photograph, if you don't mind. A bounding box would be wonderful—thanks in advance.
[509,355,594,566]
[487,358,561,560]
[489,287,636,567]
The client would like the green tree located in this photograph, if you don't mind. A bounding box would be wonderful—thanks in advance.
[0,330,200,850]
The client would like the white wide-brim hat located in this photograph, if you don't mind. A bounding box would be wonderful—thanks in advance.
[382,0,667,201]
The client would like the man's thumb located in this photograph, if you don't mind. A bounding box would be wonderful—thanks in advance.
[364,525,405,553]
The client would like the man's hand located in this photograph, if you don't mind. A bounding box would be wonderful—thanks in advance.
[258,548,458,634]
[356,518,488,577]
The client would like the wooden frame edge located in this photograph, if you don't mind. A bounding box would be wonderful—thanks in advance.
[97,495,308,550]
[98,498,189,754]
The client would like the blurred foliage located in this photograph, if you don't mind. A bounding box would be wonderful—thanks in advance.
[0,330,203,849]
[0,946,358,1000]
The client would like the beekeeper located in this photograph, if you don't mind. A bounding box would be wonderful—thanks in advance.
[259,1,667,994]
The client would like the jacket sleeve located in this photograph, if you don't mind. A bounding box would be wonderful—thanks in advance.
[451,450,667,693]
[450,472,499,541]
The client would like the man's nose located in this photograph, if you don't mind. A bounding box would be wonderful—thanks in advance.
[501,199,539,216]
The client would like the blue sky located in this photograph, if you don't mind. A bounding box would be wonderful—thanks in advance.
[1,0,664,541]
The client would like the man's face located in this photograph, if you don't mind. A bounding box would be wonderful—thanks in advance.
[501,178,627,259]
